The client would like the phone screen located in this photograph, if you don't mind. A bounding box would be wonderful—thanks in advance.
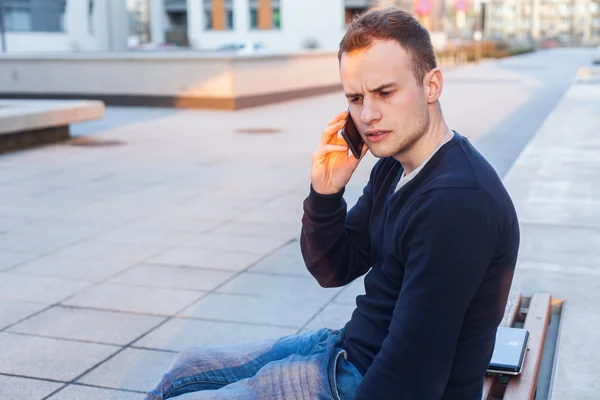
[341,112,364,159]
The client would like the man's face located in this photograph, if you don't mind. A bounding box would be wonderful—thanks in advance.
[340,39,432,159]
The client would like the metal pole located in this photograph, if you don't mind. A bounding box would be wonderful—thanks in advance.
[475,2,483,61]
[0,0,7,53]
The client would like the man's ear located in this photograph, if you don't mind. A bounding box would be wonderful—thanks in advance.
[424,68,443,104]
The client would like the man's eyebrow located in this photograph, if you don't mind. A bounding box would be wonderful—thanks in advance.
[345,82,397,98]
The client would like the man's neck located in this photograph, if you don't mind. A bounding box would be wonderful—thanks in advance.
[395,113,449,176]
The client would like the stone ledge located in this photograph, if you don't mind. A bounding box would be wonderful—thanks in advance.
[0,99,104,153]
[0,85,341,110]
[0,99,104,136]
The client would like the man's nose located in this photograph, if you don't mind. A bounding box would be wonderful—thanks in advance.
[360,100,381,125]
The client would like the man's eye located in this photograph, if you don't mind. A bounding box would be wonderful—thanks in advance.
[351,97,362,103]
[380,91,391,97]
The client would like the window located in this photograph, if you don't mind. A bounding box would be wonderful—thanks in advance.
[204,0,233,30]
[127,0,150,45]
[4,0,66,32]
[249,0,281,29]
[272,7,280,29]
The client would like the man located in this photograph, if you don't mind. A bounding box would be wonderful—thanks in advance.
[146,8,519,400]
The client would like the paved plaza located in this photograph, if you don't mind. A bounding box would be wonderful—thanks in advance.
[0,48,598,399]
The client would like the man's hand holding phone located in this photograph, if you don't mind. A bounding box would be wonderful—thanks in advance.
[311,110,368,195]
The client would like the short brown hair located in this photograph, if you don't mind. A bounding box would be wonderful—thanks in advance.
[338,8,437,86]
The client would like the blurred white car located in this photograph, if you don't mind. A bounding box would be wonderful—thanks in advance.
[215,41,268,54]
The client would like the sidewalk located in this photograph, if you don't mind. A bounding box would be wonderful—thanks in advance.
[504,68,600,400]
[0,48,597,399]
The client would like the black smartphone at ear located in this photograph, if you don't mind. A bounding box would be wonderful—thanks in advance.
[341,111,364,159]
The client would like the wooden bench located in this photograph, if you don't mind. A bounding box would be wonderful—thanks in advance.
[482,292,553,400]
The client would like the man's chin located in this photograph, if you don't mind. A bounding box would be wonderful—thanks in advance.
[366,145,396,159]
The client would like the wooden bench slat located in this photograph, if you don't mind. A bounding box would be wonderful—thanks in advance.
[502,293,552,400]
[482,291,523,400]
[500,291,523,328]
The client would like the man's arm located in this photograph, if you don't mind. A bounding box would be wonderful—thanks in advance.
[300,178,373,288]
[301,110,372,288]
[353,188,498,400]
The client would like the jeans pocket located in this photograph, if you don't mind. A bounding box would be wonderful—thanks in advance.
[330,349,348,400]
[331,349,363,400]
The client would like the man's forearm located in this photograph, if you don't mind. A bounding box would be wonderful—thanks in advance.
[300,185,371,288]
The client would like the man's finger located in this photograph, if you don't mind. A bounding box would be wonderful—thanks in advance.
[327,110,348,126]
[314,144,349,158]
[319,120,346,146]
[348,144,369,169]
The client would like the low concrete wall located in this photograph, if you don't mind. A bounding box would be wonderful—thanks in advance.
[0,52,342,110]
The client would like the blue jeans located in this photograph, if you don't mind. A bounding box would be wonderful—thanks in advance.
[146,328,363,399]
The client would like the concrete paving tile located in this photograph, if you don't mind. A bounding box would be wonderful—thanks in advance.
[513,198,600,229]
[164,203,247,220]
[0,214,35,232]
[93,227,196,247]
[0,202,68,220]
[248,252,311,277]
[0,299,48,330]
[180,193,264,211]
[51,240,165,265]
[304,302,356,331]
[149,247,264,272]
[518,223,600,269]
[76,177,152,198]
[179,292,325,328]
[76,348,175,392]
[11,255,134,282]
[211,219,301,239]
[108,264,235,292]
[236,207,305,224]
[133,318,297,352]
[0,332,118,381]
[27,188,107,211]
[126,215,225,234]
[217,272,340,303]
[62,283,204,316]
[0,273,90,304]
[0,229,89,255]
[39,168,118,186]
[333,276,366,305]
[12,218,111,241]
[0,251,39,271]
[53,202,147,227]
[0,375,63,400]
[180,232,290,255]
[270,240,303,257]
[262,194,308,212]
[47,385,144,400]
[8,306,164,345]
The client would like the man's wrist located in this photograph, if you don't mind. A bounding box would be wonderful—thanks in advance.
[306,184,345,214]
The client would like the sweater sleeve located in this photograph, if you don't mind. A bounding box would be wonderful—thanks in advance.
[299,177,374,288]
[353,188,498,400]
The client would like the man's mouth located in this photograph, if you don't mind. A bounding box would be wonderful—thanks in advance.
[365,130,391,142]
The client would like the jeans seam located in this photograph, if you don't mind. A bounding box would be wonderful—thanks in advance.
[164,379,228,399]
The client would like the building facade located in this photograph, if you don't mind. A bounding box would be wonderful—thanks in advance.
[0,0,377,53]
[485,0,600,45]
[1,0,129,53]
[157,0,374,51]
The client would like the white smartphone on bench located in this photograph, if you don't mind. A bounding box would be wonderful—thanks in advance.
[486,327,529,376]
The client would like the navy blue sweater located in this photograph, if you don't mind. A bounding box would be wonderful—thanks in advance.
[301,133,519,400]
